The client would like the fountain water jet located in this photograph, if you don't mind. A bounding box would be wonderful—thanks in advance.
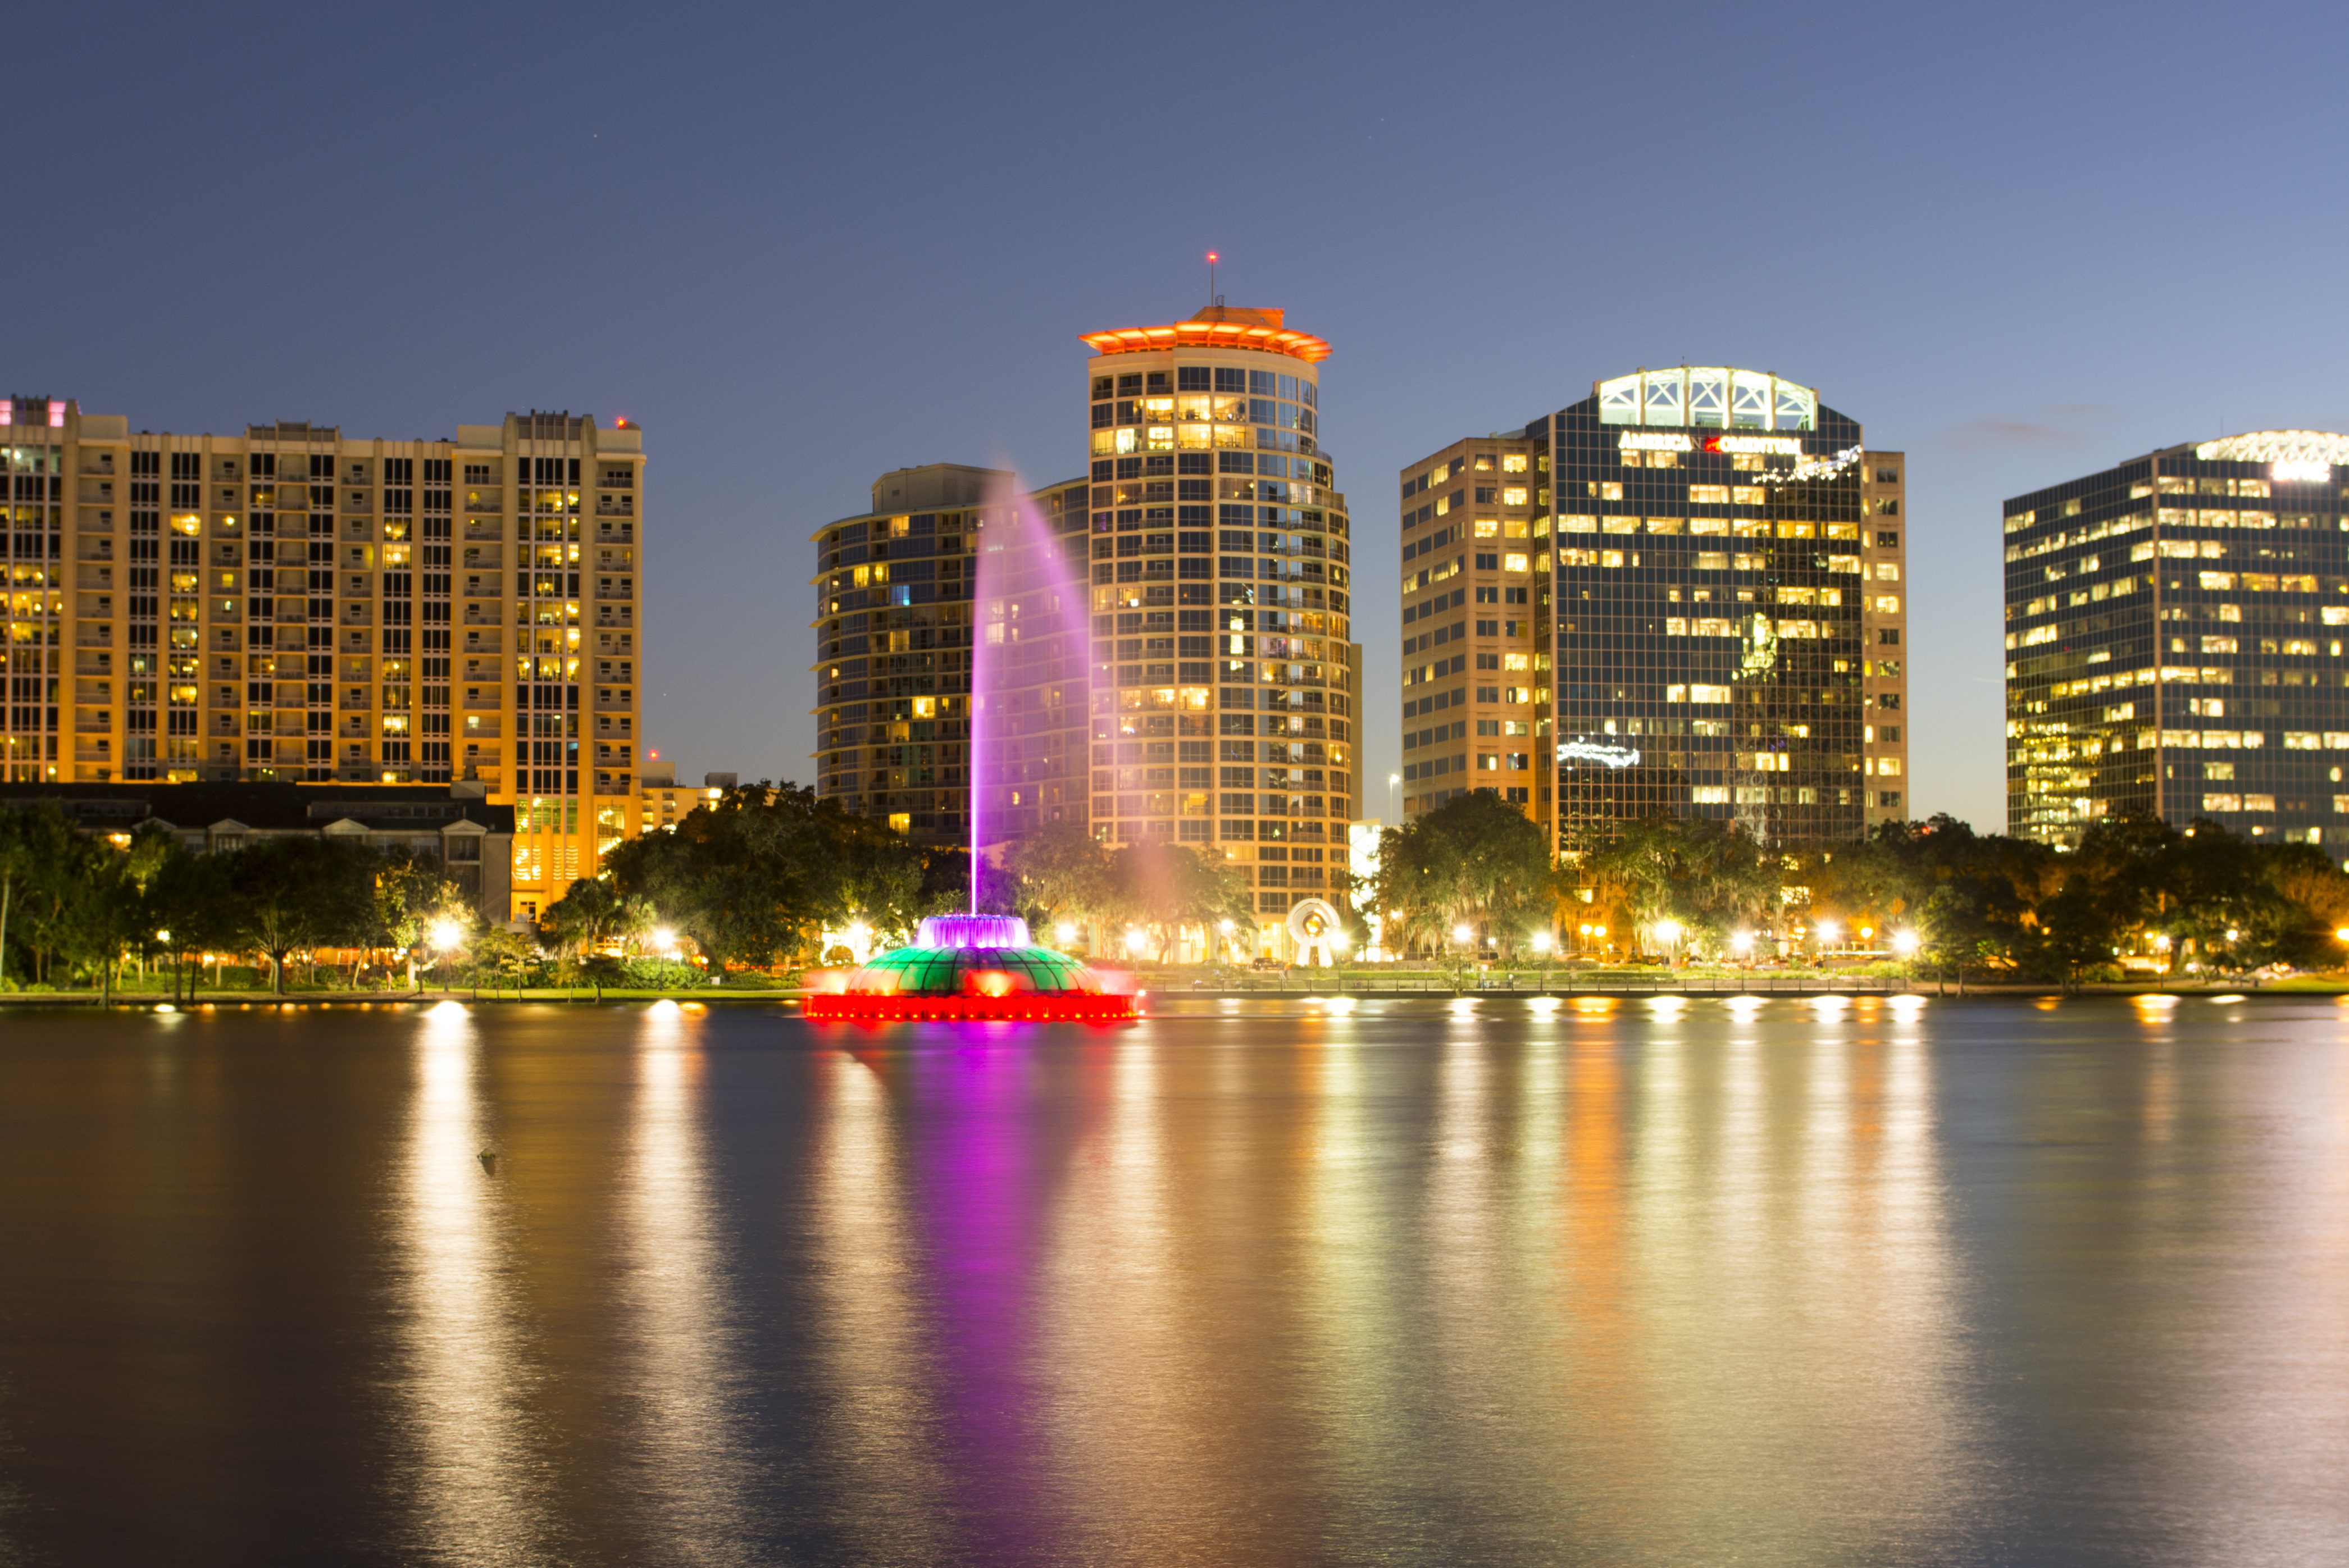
[804,476,1137,1023]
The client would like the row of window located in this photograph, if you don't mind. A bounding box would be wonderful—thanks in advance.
[1094,368,1315,403]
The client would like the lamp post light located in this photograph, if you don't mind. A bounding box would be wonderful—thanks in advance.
[429,917,467,995]
[1531,928,1554,993]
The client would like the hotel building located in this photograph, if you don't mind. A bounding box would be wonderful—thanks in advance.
[1,396,643,920]
[1082,304,1362,924]
[2005,430,2349,855]
[1535,367,1907,851]
[809,463,1091,850]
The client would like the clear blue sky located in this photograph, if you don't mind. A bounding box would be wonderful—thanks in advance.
[15,1,2348,832]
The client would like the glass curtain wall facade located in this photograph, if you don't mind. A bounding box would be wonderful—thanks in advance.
[0,398,645,922]
[809,463,1089,849]
[1544,367,1906,854]
[1081,306,1361,929]
[2005,430,2349,856]
[1396,431,1553,829]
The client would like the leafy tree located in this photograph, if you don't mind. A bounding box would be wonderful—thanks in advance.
[218,837,377,995]
[1583,814,1776,953]
[1370,790,1555,956]
[457,926,536,997]
[1003,819,1117,933]
[376,848,474,993]
[604,783,925,969]
[544,876,653,1000]
[1101,839,1254,963]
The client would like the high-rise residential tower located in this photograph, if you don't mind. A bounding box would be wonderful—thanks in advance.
[2005,430,2349,856]
[1533,367,1908,853]
[1,396,644,921]
[1395,430,1551,829]
[809,462,1089,850]
[1081,304,1362,927]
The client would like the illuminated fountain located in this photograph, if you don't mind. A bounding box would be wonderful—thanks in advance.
[804,484,1138,1023]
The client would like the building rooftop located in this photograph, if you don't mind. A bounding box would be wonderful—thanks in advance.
[1082,304,1330,363]
[0,782,514,835]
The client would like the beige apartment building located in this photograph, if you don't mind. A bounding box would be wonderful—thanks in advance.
[1395,431,1552,830]
[1,396,643,922]
[1081,304,1363,927]
[1859,452,1910,828]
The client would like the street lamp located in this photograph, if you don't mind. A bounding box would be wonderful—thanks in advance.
[1054,920,1078,948]
[1815,918,1840,948]
[1731,930,1754,958]
[1892,930,1920,956]
[429,918,466,995]
[1123,927,1149,957]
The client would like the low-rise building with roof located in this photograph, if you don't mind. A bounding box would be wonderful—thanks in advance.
[0,780,514,922]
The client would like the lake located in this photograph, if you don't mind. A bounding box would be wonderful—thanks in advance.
[0,995,2343,1566]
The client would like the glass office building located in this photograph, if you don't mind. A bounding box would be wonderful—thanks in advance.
[1537,368,1908,853]
[2005,430,2349,855]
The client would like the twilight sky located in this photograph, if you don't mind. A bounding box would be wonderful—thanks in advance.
[15,1,2349,831]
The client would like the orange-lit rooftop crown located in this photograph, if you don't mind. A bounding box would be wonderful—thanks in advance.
[1081,304,1330,364]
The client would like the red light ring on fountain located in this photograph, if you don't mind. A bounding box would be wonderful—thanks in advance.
[801,992,1142,1023]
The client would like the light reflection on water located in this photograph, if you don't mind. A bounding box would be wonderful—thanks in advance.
[395,999,556,1562]
[0,997,2343,1564]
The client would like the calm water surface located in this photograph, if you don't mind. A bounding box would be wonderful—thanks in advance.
[0,996,2344,1566]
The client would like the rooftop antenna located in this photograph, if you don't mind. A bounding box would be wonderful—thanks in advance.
[1207,250,1222,307]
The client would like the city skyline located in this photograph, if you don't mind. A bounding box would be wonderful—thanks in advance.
[11,4,2349,834]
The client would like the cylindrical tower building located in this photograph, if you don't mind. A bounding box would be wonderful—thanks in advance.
[1078,304,1360,958]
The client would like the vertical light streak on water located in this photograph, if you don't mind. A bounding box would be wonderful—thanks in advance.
[393,1002,553,1561]
[1791,1007,1974,1556]
[2163,1011,2349,1564]
[1035,1037,1221,1562]
[1415,1013,1568,1551]
[806,1047,950,1561]
[1554,1028,1658,1555]
[617,1004,751,1562]
[1299,1023,1417,1557]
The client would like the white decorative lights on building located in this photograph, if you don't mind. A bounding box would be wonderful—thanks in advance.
[1596,367,1817,431]
[1556,738,1642,769]
[2193,430,2349,484]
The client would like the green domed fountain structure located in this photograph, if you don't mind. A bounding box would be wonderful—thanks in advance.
[802,914,1140,1023]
